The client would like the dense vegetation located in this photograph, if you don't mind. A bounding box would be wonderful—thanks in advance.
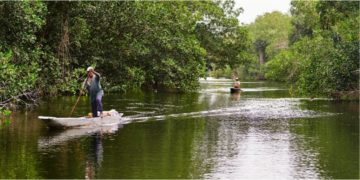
[0,0,250,108]
[247,11,291,79]
[0,0,358,112]
[261,1,359,98]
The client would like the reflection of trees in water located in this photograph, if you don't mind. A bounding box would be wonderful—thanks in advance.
[190,116,332,178]
[189,116,250,178]
[0,112,41,179]
[92,119,201,179]
[289,115,359,179]
[85,133,103,179]
[37,125,120,179]
[198,92,231,108]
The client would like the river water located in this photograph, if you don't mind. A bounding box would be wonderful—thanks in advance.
[0,79,358,179]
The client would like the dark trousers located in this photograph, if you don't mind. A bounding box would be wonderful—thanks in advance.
[91,91,103,117]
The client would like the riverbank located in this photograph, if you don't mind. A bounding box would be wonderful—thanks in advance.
[1,81,359,113]
[331,90,359,101]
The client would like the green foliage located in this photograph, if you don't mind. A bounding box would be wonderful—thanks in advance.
[0,0,252,107]
[1,0,357,101]
[245,11,292,80]
[195,0,251,71]
[209,65,233,78]
[0,50,40,103]
[289,0,319,44]
[61,0,249,92]
[295,1,359,96]
[265,1,359,98]
[293,37,337,95]
[248,11,292,62]
[265,49,297,82]
[0,1,46,49]
[294,36,358,96]
[0,107,12,128]
[58,68,86,95]
[0,1,49,105]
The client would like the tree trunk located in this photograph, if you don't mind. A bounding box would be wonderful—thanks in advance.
[58,14,70,79]
[259,49,265,65]
[258,48,266,80]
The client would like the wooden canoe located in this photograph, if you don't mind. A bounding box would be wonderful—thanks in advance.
[39,110,123,129]
[230,88,241,93]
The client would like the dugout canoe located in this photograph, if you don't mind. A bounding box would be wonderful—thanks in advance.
[38,110,123,129]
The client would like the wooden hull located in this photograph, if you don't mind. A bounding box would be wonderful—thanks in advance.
[230,88,241,93]
[39,111,123,129]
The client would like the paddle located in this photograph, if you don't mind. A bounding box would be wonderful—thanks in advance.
[69,77,88,117]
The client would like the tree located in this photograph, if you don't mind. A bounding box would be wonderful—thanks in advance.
[1,1,253,108]
[248,11,291,66]
[289,0,319,44]
[195,0,251,72]
[265,0,359,98]
[0,1,46,106]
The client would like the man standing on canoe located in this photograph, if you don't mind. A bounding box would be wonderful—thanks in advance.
[85,67,104,117]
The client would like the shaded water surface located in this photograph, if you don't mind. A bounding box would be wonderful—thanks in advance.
[0,79,358,179]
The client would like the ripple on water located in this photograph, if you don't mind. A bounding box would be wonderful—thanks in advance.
[123,98,335,123]
[199,87,288,93]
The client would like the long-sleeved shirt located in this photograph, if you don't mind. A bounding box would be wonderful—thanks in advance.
[86,74,102,101]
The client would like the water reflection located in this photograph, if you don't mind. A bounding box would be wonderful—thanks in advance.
[125,98,334,123]
[190,116,349,179]
[38,125,120,149]
[85,133,103,179]
[230,92,241,101]
[37,124,123,179]
[0,79,358,179]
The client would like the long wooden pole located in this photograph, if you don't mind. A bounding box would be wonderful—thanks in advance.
[69,78,87,117]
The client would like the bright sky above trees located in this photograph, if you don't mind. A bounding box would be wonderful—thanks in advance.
[235,0,291,24]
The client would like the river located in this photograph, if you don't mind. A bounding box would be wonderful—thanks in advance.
[0,79,358,179]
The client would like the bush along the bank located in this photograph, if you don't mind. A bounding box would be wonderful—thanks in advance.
[264,1,359,99]
[0,107,12,128]
[0,1,251,108]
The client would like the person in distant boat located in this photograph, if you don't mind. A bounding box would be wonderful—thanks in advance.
[85,67,104,117]
[233,77,241,88]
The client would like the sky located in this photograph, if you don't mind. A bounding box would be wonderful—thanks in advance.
[235,0,292,24]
